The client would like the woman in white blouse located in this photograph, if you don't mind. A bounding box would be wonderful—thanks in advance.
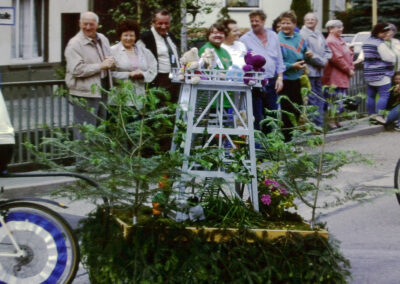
[111,19,157,98]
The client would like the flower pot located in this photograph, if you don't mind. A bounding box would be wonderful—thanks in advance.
[115,217,328,241]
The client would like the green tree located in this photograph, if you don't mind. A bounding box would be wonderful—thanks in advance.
[290,0,312,28]
[93,0,216,47]
[348,0,400,33]
[216,6,231,22]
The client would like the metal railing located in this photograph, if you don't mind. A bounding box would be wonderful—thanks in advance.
[0,80,72,168]
[348,65,367,113]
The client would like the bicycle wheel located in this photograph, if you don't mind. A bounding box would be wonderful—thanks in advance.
[0,201,79,284]
[395,159,400,205]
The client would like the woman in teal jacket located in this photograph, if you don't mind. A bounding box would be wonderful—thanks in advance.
[278,11,312,141]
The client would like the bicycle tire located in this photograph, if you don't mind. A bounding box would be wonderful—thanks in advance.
[395,159,400,206]
[0,201,79,284]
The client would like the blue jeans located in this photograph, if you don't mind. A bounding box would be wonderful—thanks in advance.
[386,104,400,126]
[308,77,325,127]
[366,83,391,115]
[252,78,278,132]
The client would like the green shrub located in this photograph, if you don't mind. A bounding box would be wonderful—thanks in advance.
[79,207,351,284]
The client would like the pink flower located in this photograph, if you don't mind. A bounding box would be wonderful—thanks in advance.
[264,179,280,188]
[279,188,288,196]
[261,194,272,205]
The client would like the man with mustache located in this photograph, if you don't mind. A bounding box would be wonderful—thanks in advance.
[139,9,180,104]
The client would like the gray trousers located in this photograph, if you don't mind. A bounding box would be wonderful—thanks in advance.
[71,95,107,141]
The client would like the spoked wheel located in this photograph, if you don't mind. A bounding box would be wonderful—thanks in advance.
[395,159,400,206]
[0,202,79,284]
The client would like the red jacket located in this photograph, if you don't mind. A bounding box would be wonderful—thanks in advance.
[322,34,354,89]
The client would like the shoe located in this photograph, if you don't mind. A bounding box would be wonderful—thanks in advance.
[370,115,386,125]
[335,121,342,128]
[394,125,400,132]
[328,122,337,130]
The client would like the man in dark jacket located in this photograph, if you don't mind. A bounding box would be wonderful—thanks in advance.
[139,9,180,104]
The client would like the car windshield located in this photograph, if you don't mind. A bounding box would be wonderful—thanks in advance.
[341,34,354,43]
[354,33,370,43]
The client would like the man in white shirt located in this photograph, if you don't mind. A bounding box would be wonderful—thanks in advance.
[139,9,180,104]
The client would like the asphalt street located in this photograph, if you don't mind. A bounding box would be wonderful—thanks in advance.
[314,131,400,284]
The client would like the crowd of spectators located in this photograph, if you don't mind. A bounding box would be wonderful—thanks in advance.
[64,9,400,148]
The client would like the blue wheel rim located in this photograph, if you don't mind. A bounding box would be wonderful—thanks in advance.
[0,211,68,283]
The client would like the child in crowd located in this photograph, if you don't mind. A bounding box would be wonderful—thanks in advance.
[384,71,400,130]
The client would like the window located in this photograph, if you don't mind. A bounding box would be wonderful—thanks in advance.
[11,0,45,62]
[226,0,260,8]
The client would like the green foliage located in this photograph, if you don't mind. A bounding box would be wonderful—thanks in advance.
[26,81,184,220]
[79,207,351,284]
[347,0,400,33]
[199,194,268,228]
[106,0,217,44]
[196,193,305,229]
[256,92,371,227]
[335,10,353,34]
[258,178,297,220]
[290,0,312,28]
[188,144,254,185]
[216,6,230,22]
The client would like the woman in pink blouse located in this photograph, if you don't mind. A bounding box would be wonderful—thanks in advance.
[322,20,355,129]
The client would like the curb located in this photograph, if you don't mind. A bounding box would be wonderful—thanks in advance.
[325,124,384,143]
[1,176,77,199]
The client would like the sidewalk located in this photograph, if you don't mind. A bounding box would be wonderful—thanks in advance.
[0,117,385,198]
[324,116,384,143]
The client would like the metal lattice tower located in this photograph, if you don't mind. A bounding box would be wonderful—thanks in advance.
[172,69,262,211]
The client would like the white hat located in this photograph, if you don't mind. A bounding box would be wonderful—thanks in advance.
[325,19,343,29]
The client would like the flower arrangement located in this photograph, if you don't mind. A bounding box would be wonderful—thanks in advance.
[258,178,297,220]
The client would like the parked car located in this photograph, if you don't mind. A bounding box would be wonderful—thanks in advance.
[351,31,371,58]
[341,33,355,46]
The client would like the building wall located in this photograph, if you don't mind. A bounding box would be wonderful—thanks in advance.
[194,0,345,32]
[48,0,88,63]
[195,0,292,30]
[0,0,13,67]
[0,0,88,82]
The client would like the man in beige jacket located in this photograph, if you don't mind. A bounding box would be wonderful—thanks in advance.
[65,11,114,140]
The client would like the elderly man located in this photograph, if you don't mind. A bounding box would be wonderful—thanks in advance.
[65,11,115,141]
[300,12,332,127]
[240,10,285,133]
[139,9,180,104]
